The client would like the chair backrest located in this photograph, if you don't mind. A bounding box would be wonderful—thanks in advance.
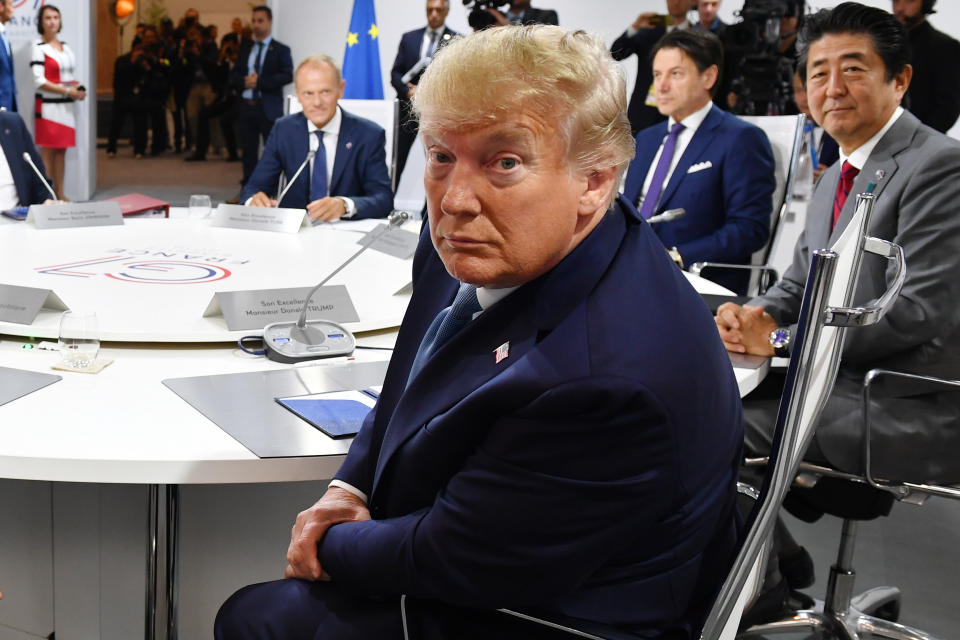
[700,192,906,639]
[284,95,400,188]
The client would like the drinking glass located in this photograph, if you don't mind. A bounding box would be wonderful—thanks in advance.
[58,311,99,369]
[188,194,212,219]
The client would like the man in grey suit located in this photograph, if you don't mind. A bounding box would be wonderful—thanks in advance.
[717,1,960,485]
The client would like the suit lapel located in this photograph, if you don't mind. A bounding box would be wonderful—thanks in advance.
[370,206,632,494]
[283,115,311,207]
[828,112,915,243]
[330,110,352,192]
[657,107,722,208]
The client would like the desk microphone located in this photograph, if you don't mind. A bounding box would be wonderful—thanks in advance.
[263,210,411,363]
[401,56,431,85]
[647,208,685,224]
[274,149,317,207]
[22,152,57,201]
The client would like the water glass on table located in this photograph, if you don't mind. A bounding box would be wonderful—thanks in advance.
[189,194,213,219]
[58,311,99,369]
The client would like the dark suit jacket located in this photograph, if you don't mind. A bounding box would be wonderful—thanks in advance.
[510,7,559,25]
[753,111,960,483]
[0,111,52,206]
[240,109,393,219]
[229,37,293,122]
[391,26,458,99]
[624,106,776,293]
[318,199,743,638]
[905,20,960,133]
[611,26,666,134]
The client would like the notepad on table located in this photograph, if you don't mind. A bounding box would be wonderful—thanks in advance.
[274,389,378,439]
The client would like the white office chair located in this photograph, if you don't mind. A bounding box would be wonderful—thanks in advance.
[691,114,806,296]
[284,95,400,189]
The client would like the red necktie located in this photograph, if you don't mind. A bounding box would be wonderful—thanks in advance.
[832,161,859,230]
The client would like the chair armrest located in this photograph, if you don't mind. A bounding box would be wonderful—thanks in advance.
[688,263,779,295]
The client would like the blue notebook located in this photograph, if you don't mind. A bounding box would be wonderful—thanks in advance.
[275,390,377,439]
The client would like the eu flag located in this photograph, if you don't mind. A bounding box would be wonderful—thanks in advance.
[342,0,384,99]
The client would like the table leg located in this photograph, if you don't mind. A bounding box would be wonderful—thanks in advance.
[146,484,180,640]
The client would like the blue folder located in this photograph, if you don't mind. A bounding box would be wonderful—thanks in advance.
[275,393,375,439]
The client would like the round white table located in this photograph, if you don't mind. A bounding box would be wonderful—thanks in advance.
[0,212,766,639]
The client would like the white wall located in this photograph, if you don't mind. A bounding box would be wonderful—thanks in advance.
[6,0,96,201]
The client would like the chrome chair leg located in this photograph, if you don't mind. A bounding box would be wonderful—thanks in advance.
[851,585,901,618]
[854,614,943,640]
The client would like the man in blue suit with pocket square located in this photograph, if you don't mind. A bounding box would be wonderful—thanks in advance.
[217,25,742,640]
[624,29,776,294]
[241,55,392,221]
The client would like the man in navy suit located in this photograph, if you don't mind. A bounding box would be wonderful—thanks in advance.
[0,111,54,208]
[230,5,293,188]
[624,29,775,294]
[242,55,392,221]
[217,25,742,640]
[0,0,17,112]
[391,0,458,188]
[611,0,691,135]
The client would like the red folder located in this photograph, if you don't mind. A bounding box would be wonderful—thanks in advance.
[104,193,170,218]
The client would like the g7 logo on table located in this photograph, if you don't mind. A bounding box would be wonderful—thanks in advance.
[34,250,250,284]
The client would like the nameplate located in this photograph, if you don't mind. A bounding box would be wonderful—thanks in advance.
[203,285,360,331]
[356,223,420,259]
[29,201,124,229]
[0,283,68,324]
[211,204,306,233]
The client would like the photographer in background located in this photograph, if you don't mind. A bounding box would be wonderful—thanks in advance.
[611,0,690,134]
[893,0,960,132]
[483,1,558,27]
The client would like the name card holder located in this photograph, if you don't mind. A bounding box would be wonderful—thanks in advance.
[203,285,360,331]
[211,204,306,233]
[355,222,420,259]
[0,283,69,324]
[29,201,124,229]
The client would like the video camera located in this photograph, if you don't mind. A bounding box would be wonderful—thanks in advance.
[463,0,510,31]
[723,0,798,115]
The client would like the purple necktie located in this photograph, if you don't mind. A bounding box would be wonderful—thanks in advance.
[638,122,686,220]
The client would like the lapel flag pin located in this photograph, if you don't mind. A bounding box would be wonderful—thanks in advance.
[494,341,510,364]
[875,169,885,181]
[346,141,353,150]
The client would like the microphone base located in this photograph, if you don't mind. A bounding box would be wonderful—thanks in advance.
[263,319,356,363]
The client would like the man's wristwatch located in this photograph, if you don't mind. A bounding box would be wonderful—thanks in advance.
[768,327,791,358]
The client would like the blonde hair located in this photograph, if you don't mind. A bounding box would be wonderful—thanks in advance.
[412,25,635,195]
[295,54,341,85]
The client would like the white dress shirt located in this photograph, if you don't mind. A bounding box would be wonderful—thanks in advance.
[420,27,443,59]
[308,106,356,217]
[839,106,904,171]
[638,100,714,209]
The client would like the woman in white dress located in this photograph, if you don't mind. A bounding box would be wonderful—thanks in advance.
[31,4,85,200]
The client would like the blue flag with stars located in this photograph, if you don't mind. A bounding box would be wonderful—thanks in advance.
[342,0,384,99]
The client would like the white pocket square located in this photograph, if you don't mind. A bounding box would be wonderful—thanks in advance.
[687,161,713,174]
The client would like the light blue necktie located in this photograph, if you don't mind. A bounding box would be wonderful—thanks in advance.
[310,131,328,202]
[406,284,481,386]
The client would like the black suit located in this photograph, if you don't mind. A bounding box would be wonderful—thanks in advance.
[230,37,294,185]
[905,20,960,133]
[507,7,559,25]
[390,25,458,188]
[0,111,52,206]
[611,26,667,135]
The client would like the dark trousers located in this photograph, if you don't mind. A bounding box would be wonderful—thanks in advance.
[194,97,238,159]
[237,100,275,185]
[172,94,191,152]
[107,99,144,154]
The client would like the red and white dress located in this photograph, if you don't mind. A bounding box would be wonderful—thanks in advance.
[31,40,78,148]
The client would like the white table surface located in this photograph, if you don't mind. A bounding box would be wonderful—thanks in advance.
[0,216,766,485]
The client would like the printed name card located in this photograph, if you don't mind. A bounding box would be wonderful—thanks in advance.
[30,202,124,229]
[356,223,420,259]
[0,284,68,324]
[203,285,360,331]
[211,204,306,234]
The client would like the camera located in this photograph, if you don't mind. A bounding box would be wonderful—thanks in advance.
[463,0,510,31]
[722,0,798,115]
